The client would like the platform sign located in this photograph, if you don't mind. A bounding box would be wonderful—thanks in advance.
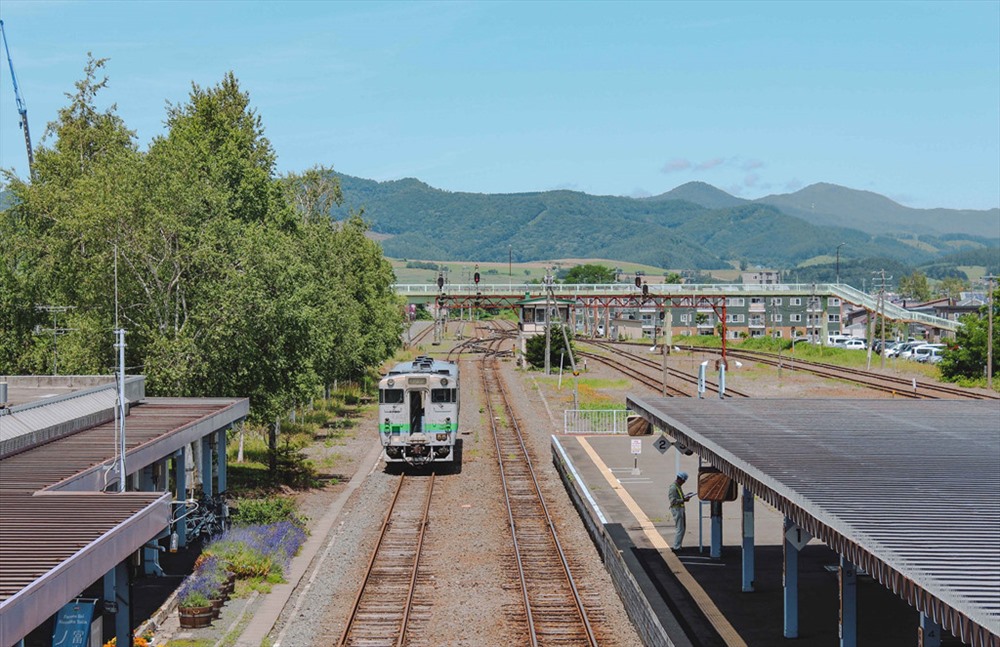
[784,524,813,551]
[630,438,642,455]
[52,600,94,647]
[654,435,671,454]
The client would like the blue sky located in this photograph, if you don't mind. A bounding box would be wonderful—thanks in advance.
[1,1,998,209]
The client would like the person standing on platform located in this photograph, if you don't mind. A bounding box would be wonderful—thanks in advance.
[669,471,695,551]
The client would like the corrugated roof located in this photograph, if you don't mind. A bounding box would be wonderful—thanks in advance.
[626,397,1000,647]
[0,491,170,646]
[0,398,248,493]
[0,395,249,645]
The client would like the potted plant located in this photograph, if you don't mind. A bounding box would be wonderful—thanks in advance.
[177,575,214,628]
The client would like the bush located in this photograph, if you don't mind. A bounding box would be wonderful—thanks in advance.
[525,325,574,369]
[205,522,308,580]
[231,497,303,526]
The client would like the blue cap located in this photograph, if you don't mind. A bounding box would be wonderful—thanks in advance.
[677,471,689,481]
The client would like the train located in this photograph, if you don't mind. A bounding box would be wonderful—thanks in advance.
[378,356,460,466]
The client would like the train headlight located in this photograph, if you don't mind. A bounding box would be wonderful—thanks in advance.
[387,379,394,388]
[440,378,448,386]
[436,433,448,441]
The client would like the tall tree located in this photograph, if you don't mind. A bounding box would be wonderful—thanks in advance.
[898,271,931,302]
[939,287,999,383]
[562,264,616,284]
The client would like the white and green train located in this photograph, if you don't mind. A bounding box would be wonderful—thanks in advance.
[378,356,460,465]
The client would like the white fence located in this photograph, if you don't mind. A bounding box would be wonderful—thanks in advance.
[563,409,632,435]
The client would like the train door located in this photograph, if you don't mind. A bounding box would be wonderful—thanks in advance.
[409,391,424,434]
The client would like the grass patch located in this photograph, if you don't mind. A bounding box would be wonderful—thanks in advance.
[576,377,630,389]
[166,640,214,647]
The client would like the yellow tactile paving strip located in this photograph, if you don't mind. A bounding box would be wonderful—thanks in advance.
[577,436,748,647]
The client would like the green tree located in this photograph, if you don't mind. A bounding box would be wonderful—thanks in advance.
[936,277,969,300]
[1,54,140,375]
[563,264,615,284]
[524,325,574,369]
[898,271,931,302]
[939,289,999,383]
[1,61,402,428]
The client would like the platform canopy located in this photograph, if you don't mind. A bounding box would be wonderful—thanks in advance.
[626,397,1000,647]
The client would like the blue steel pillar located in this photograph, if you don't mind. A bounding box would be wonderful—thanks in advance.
[201,434,213,498]
[741,486,755,592]
[174,448,187,548]
[710,501,723,559]
[103,561,130,647]
[783,516,800,638]
[216,427,228,494]
[839,555,857,647]
[919,613,942,647]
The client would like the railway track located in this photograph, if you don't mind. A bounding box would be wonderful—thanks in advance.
[407,320,435,347]
[582,340,750,398]
[672,344,1000,400]
[479,333,600,646]
[576,349,688,397]
[337,474,435,647]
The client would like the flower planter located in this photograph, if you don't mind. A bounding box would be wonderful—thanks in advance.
[178,605,213,628]
[209,598,224,619]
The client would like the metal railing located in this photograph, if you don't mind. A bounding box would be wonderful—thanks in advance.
[395,282,960,332]
[563,409,631,435]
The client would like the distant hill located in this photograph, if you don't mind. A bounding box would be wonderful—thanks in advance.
[331,173,964,269]
[754,183,999,238]
[642,181,998,239]
[645,181,748,209]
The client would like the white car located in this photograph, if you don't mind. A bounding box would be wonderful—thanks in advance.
[841,338,867,350]
[922,347,946,364]
[894,342,924,360]
[911,344,946,362]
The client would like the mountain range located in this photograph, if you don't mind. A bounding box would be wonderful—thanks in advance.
[332,173,998,272]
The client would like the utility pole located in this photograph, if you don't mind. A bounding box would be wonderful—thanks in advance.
[545,278,580,408]
[544,269,553,375]
[985,275,996,390]
[33,305,76,375]
[873,270,891,369]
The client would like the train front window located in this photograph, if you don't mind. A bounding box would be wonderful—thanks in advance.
[431,388,456,404]
[380,389,404,404]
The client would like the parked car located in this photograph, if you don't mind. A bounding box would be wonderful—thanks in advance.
[842,338,867,350]
[888,342,920,359]
[912,344,946,362]
[922,347,945,364]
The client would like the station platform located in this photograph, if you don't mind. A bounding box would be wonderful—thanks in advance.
[551,433,960,647]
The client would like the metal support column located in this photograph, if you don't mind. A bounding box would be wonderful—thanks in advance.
[174,448,187,548]
[103,561,130,647]
[216,427,228,494]
[839,554,857,647]
[138,464,153,491]
[741,487,755,592]
[201,434,213,498]
[783,516,801,638]
[919,613,942,647]
[710,501,723,559]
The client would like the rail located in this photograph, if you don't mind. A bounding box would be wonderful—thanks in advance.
[337,473,435,647]
[481,331,598,646]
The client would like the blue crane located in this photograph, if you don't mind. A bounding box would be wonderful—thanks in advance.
[0,20,35,179]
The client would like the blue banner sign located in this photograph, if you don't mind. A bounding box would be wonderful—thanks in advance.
[52,600,95,647]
